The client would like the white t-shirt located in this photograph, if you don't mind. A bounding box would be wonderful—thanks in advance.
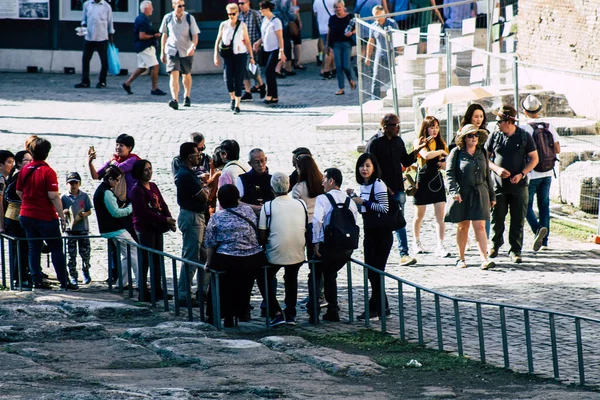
[259,196,307,265]
[313,0,335,34]
[221,21,248,54]
[261,16,283,52]
[520,119,560,180]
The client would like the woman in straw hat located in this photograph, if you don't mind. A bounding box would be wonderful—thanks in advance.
[445,124,496,270]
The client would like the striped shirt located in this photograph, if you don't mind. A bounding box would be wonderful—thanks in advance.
[359,178,390,214]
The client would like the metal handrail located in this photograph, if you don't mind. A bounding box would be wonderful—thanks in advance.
[347,257,600,386]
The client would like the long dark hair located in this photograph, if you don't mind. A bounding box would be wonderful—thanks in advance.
[8,150,29,179]
[296,155,324,198]
[355,153,381,185]
[460,103,487,129]
[418,116,447,152]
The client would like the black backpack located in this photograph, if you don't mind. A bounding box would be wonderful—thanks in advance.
[528,122,557,172]
[323,193,359,250]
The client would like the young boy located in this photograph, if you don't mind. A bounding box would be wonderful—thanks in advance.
[61,172,93,286]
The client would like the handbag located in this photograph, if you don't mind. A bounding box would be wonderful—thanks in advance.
[107,43,121,75]
[219,21,241,59]
[404,173,418,196]
[362,182,406,232]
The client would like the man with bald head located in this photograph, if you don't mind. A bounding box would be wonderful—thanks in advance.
[366,113,428,266]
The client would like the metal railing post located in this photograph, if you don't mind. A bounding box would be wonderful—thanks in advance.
[500,306,509,368]
[172,259,180,316]
[16,238,24,291]
[197,268,205,322]
[363,267,370,327]
[476,303,486,363]
[115,240,123,292]
[398,281,405,341]
[213,271,222,330]
[385,28,399,117]
[160,257,168,311]
[453,299,463,357]
[1,237,6,288]
[379,274,386,333]
[445,32,453,144]
[512,56,519,111]
[416,288,423,344]
[435,294,443,351]
[107,239,114,291]
[357,17,365,143]
[126,244,133,298]
[185,265,193,321]
[346,261,354,322]
[524,309,534,374]
[575,318,585,385]
[549,314,559,379]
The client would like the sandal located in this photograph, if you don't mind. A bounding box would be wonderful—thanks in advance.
[293,64,306,70]
[350,80,357,90]
[335,90,345,95]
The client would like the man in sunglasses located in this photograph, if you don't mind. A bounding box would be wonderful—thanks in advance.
[171,132,210,181]
[159,0,200,110]
[485,105,539,264]
[365,113,428,266]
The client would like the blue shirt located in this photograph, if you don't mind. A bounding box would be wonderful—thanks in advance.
[133,13,156,53]
[369,18,399,58]
[82,0,114,42]
[392,0,410,21]
[443,0,471,29]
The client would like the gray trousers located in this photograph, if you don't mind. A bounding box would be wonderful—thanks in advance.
[177,209,208,300]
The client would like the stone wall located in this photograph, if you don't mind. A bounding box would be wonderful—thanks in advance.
[518,0,600,74]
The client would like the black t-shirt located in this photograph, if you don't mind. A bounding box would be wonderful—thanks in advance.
[365,132,417,193]
[328,14,354,44]
[176,165,206,213]
[485,126,536,189]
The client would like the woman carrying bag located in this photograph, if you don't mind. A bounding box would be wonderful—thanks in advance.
[348,153,403,321]
[214,3,255,115]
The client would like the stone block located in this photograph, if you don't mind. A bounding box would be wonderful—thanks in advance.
[559,161,600,213]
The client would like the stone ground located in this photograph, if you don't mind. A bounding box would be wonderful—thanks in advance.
[1,70,599,398]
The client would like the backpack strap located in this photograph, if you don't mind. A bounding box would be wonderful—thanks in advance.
[355,0,368,14]
[322,0,332,17]
[186,13,192,41]
[297,198,308,229]
[324,192,338,209]
[264,200,272,230]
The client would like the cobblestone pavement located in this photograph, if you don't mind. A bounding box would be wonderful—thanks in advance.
[1,71,599,388]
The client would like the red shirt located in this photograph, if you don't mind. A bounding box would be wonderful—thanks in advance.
[16,161,60,221]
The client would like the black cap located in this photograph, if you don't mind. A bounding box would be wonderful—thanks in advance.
[66,171,81,183]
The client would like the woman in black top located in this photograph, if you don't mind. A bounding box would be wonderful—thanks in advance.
[326,0,356,95]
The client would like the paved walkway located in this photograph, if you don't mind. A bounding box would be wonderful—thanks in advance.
[1,71,599,387]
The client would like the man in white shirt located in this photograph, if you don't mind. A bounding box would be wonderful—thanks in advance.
[520,95,561,251]
[309,167,358,324]
[258,172,307,326]
[74,0,115,89]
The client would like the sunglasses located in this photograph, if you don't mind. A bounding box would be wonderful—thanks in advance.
[228,12,237,16]
[177,4,185,8]
[198,145,206,151]
[465,133,479,139]
[238,2,246,4]
[384,123,400,128]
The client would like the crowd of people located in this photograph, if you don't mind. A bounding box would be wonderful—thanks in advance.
[0,94,559,327]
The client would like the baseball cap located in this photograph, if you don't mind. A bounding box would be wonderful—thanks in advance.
[66,172,81,183]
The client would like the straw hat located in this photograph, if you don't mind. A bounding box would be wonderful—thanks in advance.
[455,124,489,149]
[522,95,543,114]
[492,105,518,122]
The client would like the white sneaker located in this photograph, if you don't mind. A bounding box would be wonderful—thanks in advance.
[436,244,451,258]
[455,259,467,268]
[480,259,495,270]
[413,240,424,254]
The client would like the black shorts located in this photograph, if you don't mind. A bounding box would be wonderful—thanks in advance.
[167,55,193,74]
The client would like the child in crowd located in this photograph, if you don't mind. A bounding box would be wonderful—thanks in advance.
[61,172,93,286]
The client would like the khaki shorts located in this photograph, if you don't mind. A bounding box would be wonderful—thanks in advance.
[137,46,159,69]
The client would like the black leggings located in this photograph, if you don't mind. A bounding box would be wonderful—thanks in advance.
[224,53,248,97]
[364,228,393,313]
[264,49,279,98]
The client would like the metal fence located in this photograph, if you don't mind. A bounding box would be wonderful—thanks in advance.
[348,257,600,387]
[2,231,598,387]
[355,0,600,221]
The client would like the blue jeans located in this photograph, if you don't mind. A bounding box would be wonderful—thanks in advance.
[332,41,355,90]
[393,191,409,256]
[526,177,551,246]
[19,216,67,286]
